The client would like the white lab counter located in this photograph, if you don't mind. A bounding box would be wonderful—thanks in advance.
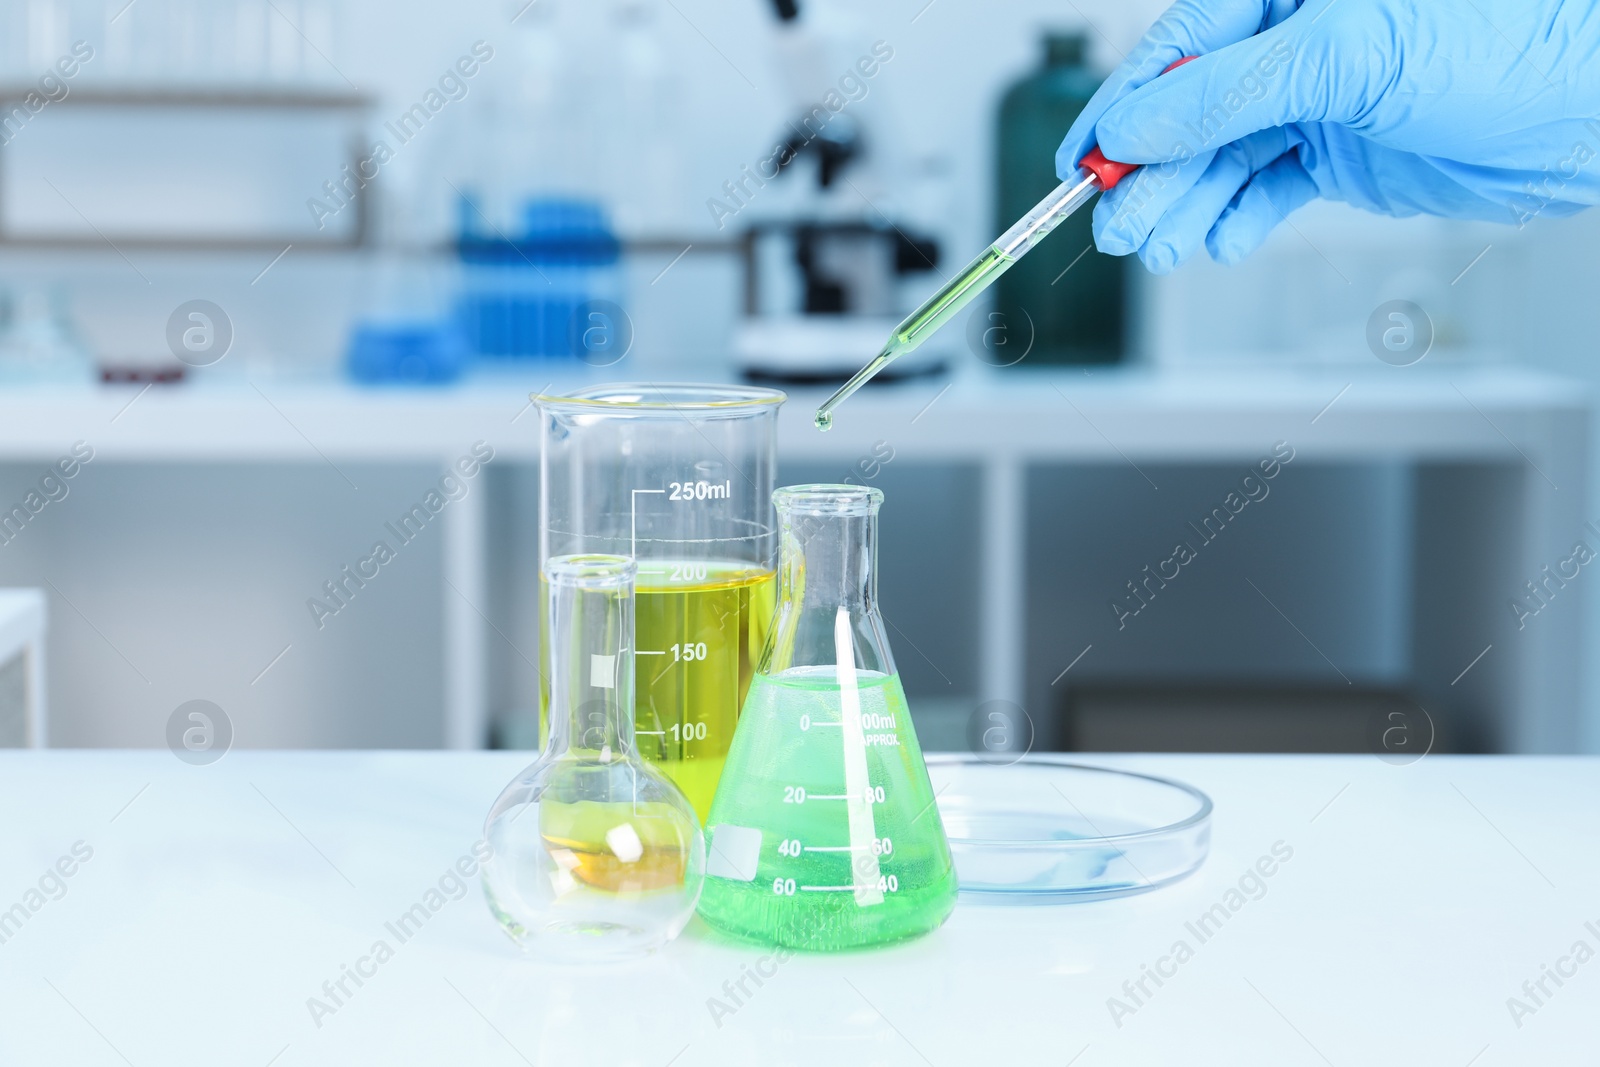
[0,362,1587,751]
[0,750,1593,1065]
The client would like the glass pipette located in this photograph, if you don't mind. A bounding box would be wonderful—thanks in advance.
[814,58,1196,432]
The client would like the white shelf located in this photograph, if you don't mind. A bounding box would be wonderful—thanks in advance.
[0,362,1581,462]
[0,362,1586,753]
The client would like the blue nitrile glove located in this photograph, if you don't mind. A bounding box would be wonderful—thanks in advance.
[1055,0,1600,273]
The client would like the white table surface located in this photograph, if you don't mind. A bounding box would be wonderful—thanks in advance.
[1,751,1593,1066]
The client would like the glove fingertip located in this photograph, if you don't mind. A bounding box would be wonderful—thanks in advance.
[1205,153,1322,265]
[1205,219,1263,266]
[1096,232,1136,258]
[1140,240,1180,276]
[1094,224,1137,257]
[1090,195,1138,256]
[1207,238,1248,267]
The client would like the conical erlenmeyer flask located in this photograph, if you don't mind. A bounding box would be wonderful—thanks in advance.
[697,485,957,950]
[482,555,704,961]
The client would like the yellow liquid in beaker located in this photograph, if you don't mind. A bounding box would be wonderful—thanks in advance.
[542,561,776,822]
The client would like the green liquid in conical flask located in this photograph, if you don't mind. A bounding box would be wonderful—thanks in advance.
[697,667,958,950]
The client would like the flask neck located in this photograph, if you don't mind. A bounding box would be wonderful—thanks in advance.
[765,485,894,679]
[778,506,877,614]
[543,555,636,760]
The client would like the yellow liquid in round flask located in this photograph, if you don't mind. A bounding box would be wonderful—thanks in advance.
[483,554,704,961]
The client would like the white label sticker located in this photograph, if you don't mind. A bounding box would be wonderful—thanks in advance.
[589,654,616,689]
[606,823,644,864]
[705,824,762,882]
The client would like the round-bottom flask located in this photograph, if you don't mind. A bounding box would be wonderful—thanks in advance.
[483,555,704,961]
[697,486,958,950]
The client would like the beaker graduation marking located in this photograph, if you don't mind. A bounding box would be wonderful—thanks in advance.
[632,484,719,749]
[629,488,667,559]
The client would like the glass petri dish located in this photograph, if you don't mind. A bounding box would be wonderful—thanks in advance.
[927,755,1212,904]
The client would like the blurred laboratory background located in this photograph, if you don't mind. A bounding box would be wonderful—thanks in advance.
[0,0,1594,757]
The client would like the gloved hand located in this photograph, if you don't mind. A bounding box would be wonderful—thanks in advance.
[1055,0,1600,273]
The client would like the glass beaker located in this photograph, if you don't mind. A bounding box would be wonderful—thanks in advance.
[536,384,785,823]
[482,554,704,960]
[697,485,958,950]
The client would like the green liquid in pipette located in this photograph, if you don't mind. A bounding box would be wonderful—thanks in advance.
[893,244,1014,350]
[813,245,1017,431]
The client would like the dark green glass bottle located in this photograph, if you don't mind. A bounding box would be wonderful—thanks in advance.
[995,33,1125,365]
